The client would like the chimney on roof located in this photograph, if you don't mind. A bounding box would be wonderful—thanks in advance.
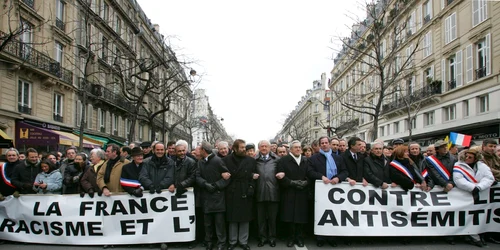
[153,24,160,33]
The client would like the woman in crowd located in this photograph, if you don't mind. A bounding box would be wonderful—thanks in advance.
[453,148,494,247]
[363,141,392,188]
[64,153,88,194]
[81,149,106,197]
[33,160,62,194]
[389,146,426,192]
[302,146,313,158]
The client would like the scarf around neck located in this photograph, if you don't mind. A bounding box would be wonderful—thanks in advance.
[320,148,337,179]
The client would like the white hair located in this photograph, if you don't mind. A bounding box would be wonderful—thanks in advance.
[90,148,105,160]
[291,140,301,148]
[371,141,384,148]
[218,141,228,149]
[175,139,188,148]
[258,140,270,147]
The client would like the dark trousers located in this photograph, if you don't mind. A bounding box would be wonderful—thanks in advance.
[256,201,278,241]
[288,223,305,241]
[204,212,226,246]
[195,207,205,242]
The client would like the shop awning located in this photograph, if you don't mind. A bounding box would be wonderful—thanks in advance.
[0,129,14,148]
[77,133,125,148]
[52,131,102,149]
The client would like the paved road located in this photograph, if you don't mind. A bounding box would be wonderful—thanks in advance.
[2,236,497,250]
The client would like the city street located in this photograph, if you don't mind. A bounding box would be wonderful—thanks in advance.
[3,236,497,250]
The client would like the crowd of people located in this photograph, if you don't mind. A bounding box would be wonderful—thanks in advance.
[0,136,499,250]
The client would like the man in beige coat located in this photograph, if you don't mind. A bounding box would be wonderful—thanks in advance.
[97,143,130,196]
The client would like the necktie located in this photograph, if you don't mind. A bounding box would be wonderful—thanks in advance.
[264,156,267,161]
[353,154,357,161]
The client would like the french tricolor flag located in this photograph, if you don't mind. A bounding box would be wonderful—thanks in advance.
[449,132,472,147]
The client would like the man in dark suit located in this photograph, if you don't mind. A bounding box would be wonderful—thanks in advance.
[276,140,310,248]
[308,136,349,247]
[342,137,368,186]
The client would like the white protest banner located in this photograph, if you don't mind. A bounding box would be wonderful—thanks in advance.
[314,182,500,236]
[0,190,195,245]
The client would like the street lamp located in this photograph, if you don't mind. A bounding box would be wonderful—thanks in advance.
[307,97,332,137]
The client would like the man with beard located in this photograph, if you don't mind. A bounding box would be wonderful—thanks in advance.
[169,140,196,198]
[60,147,76,193]
[223,139,257,250]
[254,140,280,247]
[481,139,500,181]
[196,141,230,250]
[120,147,145,197]
[308,136,348,247]
[11,148,40,196]
[97,144,130,196]
[217,141,230,158]
[276,141,310,248]
[0,148,20,200]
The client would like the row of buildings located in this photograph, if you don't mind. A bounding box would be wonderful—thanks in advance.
[277,0,499,147]
[0,0,229,153]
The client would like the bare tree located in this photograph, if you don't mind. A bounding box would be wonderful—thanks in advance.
[330,0,423,141]
[286,117,311,144]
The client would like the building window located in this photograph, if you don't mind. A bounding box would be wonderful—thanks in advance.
[98,109,106,132]
[113,115,119,135]
[424,66,434,84]
[20,20,33,58]
[448,55,456,90]
[314,117,319,126]
[463,100,469,117]
[379,126,385,137]
[423,0,432,24]
[55,0,65,31]
[138,125,143,140]
[424,111,434,126]
[18,80,32,115]
[100,2,109,20]
[472,0,487,27]
[476,36,490,79]
[115,16,121,34]
[478,95,489,113]
[386,124,391,135]
[393,122,400,134]
[444,13,457,44]
[315,131,318,139]
[102,37,108,61]
[443,105,456,121]
[423,31,432,58]
[54,41,63,64]
[315,104,319,113]
[53,93,63,122]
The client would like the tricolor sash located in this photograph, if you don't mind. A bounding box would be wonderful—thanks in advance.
[1,163,15,188]
[426,155,451,181]
[119,178,141,188]
[390,160,414,182]
[453,165,478,183]
[421,169,429,178]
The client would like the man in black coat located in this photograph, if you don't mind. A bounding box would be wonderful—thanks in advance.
[223,139,257,250]
[342,137,367,186]
[254,140,280,247]
[139,142,175,194]
[120,147,144,197]
[276,140,310,248]
[307,136,348,247]
[0,148,21,200]
[11,148,40,196]
[196,142,230,250]
[168,140,196,198]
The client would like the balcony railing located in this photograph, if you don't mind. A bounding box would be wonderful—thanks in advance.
[381,85,442,114]
[447,79,456,91]
[100,126,106,133]
[18,104,32,115]
[53,114,63,122]
[55,18,65,31]
[0,31,73,84]
[22,0,34,8]
[475,67,486,80]
[423,15,431,24]
[78,78,135,112]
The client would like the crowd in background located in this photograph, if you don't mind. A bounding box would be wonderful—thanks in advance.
[0,136,499,250]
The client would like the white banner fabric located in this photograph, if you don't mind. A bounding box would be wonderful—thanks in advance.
[314,182,500,236]
[0,190,196,245]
